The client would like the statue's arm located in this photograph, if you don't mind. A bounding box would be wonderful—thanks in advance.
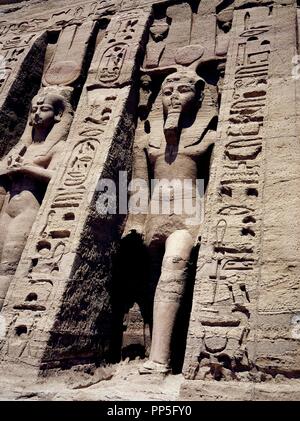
[122,139,150,239]
[25,141,65,182]
[0,141,27,177]
[19,165,54,183]
[0,144,27,212]
[4,142,64,183]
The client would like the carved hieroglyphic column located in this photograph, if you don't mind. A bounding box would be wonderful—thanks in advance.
[0,9,150,370]
[182,4,300,398]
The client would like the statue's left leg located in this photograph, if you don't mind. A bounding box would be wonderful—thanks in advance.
[141,229,194,374]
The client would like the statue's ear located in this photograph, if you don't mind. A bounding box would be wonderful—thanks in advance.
[196,78,205,104]
[199,90,205,104]
[54,109,63,123]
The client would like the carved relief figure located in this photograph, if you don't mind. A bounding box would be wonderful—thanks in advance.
[0,88,73,309]
[144,18,169,69]
[123,67,218,374]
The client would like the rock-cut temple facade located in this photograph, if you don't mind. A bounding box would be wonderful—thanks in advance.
[0,0,299,401]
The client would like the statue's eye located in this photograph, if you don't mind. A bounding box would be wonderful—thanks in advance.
[178,85,192,93]
[31,107,37,113]
[41,106,52,112]
[163,89,172,96]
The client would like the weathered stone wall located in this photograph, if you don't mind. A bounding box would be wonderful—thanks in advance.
[182,3,300,399]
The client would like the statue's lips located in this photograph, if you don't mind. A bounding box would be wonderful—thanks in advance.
[32,120,44,127]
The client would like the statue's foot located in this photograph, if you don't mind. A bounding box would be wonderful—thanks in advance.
[139,360,171,375]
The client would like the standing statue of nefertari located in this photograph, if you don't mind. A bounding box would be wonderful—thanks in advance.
[0,87,73,309]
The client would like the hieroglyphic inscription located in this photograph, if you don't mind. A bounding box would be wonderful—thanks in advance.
[0,1,116,36]
[0,33,39,94]
[94,10,149,87]
[185,8,272,381]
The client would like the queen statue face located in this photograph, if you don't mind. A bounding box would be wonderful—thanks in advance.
[30,93,65,135]
[30,96,56,130]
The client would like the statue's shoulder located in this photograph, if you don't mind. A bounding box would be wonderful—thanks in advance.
[48,140,66,155]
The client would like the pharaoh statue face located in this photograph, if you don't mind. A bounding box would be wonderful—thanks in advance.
[30,94,65,132]
[162,70,203,144]
[162,71,199,117]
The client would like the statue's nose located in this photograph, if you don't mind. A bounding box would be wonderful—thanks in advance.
[171,94,180,105]
[34,112,41,121]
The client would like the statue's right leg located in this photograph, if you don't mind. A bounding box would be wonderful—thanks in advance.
[0,211,12,310]
[0,184,7,215]
[0,208,37,310]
